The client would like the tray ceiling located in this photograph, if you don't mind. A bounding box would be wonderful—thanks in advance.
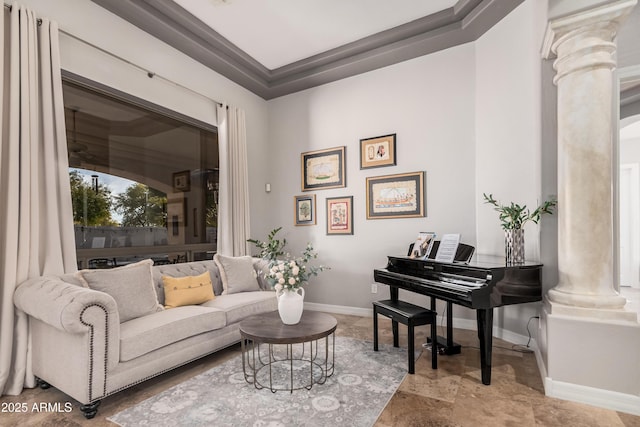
[90,0,524,99]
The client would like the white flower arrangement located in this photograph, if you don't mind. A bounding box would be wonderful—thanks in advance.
[248,227,328,292]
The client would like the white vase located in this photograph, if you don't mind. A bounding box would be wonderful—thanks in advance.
[277,288,305,325]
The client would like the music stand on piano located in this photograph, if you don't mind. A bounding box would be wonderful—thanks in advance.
[407,240,475,263]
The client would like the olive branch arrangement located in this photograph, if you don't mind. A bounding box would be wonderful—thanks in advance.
[483,193,557,230]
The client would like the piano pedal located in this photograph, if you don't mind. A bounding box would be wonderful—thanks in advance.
[426,336,462,355]
[421,342,446,355]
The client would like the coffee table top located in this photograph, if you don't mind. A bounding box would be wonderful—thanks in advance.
[239,311,337,344]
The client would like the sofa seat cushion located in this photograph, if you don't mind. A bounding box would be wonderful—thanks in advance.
[119,306,226,362]
[201,291,277,325]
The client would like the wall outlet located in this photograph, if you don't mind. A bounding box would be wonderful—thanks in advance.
[371,283,378,293]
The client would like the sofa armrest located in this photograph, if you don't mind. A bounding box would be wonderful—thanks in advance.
[14,276,120,333]
[15,276,122,400]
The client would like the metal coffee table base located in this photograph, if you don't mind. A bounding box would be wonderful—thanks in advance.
[241,333,335,393]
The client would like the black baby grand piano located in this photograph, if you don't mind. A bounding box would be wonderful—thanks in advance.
[373,245,542,385]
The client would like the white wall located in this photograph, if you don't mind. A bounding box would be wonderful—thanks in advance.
[474,0,551,337]
[475,0,548,259]
[262,0,553,338]
[265,44,477,311]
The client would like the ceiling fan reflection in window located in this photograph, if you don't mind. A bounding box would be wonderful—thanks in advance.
[66,108,97,167]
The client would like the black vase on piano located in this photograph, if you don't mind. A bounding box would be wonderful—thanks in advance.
[373,241,542,385]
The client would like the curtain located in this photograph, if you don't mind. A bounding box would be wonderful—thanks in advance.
[0,3,76,396]
[216,104,251,256]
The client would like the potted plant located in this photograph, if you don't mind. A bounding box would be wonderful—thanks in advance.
[248,227,328,324]
[483,193,557,263]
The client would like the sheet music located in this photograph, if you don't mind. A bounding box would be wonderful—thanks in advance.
[435,233,460,263]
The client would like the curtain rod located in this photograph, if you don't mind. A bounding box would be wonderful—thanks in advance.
[4,3,41,24]
[3,2,224,108]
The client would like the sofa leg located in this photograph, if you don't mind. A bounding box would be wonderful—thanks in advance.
[80,401,101,419]
[35,377,51,389]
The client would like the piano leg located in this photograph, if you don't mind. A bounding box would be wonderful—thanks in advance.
[477,308,494,385]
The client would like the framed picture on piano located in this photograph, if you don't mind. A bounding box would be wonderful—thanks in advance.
[366,171,425,219]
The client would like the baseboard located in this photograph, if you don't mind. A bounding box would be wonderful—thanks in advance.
[304,302,371,317]
[304,302,537,350]
[544,377,640,416]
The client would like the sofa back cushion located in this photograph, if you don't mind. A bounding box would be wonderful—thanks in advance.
[78,259,164,323]
[153,261,223,305]
[152,259,272,305]
[213,254,260,295]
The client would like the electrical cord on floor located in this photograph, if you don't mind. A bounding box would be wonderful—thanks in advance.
[508,315,539,353]
[430,314,540,355]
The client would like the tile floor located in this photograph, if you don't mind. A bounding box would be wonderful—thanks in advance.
[0,312,639,426]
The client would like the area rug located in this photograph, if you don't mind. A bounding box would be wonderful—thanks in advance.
[108,337,412,427]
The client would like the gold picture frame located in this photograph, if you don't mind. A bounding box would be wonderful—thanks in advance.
[366,171,425,219]
[301,146,346,191]
[360,133,396,169]
[326,196,353,235]
[294,194,316,226]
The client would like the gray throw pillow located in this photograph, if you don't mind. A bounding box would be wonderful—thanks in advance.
[213,254,260,295]
[80,259,163,322]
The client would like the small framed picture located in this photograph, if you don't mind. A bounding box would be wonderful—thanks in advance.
[409,232,436,259]
[326,196,353,235]
[172,170,191,192]
[366,171,425,219]
[294,194,316,226]
[360,133,396,169]
[301,146,346,191]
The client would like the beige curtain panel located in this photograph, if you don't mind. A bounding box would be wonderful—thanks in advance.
[216,104,251,256]
[0,3,76,396]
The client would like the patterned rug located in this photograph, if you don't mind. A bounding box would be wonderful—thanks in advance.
[108,336,411,427]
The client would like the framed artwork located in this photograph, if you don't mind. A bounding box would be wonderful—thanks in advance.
[294,194,316,226]
[326,196,353,235]
[360,133,396,169]
[366,171,425,219]
[301,146,346,191]
[172,170,191,192]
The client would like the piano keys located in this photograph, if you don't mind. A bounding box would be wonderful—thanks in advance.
[374,254,542,385]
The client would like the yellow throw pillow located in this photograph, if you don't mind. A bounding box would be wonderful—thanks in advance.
[162,271,215,309]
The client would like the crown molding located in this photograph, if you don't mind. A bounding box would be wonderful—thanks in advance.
[90,0,523,100]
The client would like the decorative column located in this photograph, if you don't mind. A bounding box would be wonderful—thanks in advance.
[542,0,636,316]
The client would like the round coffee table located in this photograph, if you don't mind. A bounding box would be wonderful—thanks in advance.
[239,311,337,393]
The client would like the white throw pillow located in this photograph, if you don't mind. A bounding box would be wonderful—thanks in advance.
[213,254,260,295]
[79,259,164,322]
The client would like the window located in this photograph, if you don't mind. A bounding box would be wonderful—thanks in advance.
[63,79,218,268]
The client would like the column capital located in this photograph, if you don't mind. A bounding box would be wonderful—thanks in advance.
[542,0,637,60]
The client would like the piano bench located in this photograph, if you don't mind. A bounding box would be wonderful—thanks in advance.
[372,299,437,374]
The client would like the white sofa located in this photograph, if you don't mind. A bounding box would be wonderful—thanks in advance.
[13,257,277,419]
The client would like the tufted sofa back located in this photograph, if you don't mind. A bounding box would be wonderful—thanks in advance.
[151,258,271,305]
